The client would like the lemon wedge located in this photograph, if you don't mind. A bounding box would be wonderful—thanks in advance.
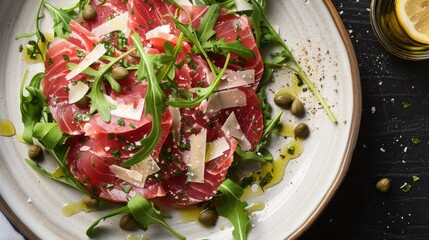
[395,0,429,44]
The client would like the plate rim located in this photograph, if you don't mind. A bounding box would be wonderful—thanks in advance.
[0,1,362,239]
[288,0,361,239]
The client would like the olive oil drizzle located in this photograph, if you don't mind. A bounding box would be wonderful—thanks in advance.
[0,119,16,137]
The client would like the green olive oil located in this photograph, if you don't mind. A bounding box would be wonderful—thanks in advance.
[0,119,15,137]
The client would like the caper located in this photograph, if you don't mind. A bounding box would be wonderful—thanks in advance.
[198,209,218,226]
[82,5,97,21]
[28,144,43,161]
[290,99,305,116]
[82,194,99,209]
[75,96,90,108]
[111,66,129,81]
[274,92,295,109]
[119,214,137,230]
[294,123,309,138]
[376,178,391,193]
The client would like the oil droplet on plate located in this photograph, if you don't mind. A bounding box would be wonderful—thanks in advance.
[21,33,54,64]
[177,205,201,223]
[0,119,16,137]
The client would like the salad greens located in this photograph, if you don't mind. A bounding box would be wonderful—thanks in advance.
[17,0,337,239]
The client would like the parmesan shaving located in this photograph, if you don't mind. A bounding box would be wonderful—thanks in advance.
[218,69,255,90]
[110,156,160,188]
[205,89,247,117]
[145,25,171,39]
[68,81,89,104]
[186,128,207,183]
[221,112,252,151]
[92,12,129,37]
[234,0,253,12]
[205,137,230,162]
[66,44,107,80]
[170,107,181,144]
[104,95,145,121]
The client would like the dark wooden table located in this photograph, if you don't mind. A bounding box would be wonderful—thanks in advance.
[302,1,429,239]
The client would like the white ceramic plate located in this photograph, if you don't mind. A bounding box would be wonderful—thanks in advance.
[0,0,361,239]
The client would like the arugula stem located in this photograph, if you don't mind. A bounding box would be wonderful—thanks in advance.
[254,1,338,124]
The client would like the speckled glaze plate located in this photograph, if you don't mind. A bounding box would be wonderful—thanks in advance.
[0,1,360,239]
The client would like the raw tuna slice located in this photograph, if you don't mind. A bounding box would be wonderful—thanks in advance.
[67,136,166,202]
[43,38,92,135]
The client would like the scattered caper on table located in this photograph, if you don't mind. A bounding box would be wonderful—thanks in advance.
[111,66,129,81]
[28,144,43,161]
[294,123,309,139]
[119,214,137,230]
[198,209,218,226]
[82,5,97,21]
[376,178,391,193]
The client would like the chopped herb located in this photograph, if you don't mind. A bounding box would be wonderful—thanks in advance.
[111,148,120,160]
[259,172,273,188]
[400,182,412,193]
[412,175,420,182]
[411,137,421,145]
[402,101,411,109]
[107,133,115,139]
[129,122,136,129]
[104,184,114,189]
[287,145,295,155]
[120,182,132,193]
[62,54,69,61]
[117,118,125,126]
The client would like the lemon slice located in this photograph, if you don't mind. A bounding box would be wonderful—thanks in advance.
[395,0,429,44]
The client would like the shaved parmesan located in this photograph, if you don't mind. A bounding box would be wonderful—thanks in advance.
[66,44,106,80]
[205,89,247,117]
[146,25,171,39]
[68,81,89,104]
[105,95,145,121]
[187,128,207,183]
[174,0,193,5]
[92,12,129,37]
[205,137,230,162]
[222,112,252,151]
[218,69,255,90]
[170,107,181,144]
[234,0,253,12]
[110,156,160,188]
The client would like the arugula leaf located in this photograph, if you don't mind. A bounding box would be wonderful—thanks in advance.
[86,194,185,239]
[207,39,255,59]
[167,53,231,108]
[197,4,220,43]
[121,34,170,167]
[20,71,48,144]
[43,1,74,38]
[235,146,273,164]
[128,194,185,239]
[86,205,130,236]
[32,123,67,149]
[15,0,45,42]
[216,179,250,240]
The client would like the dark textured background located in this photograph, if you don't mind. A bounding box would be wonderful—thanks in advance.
[302,1,429,239]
